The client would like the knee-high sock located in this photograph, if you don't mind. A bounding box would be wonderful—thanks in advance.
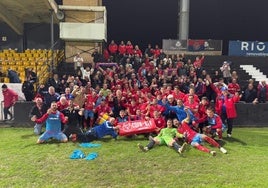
[195,144,210,153]
[204,136,220,148]
[172,142,180,151]
[146,140,155,149]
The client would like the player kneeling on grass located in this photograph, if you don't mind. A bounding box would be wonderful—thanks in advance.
[31,101,68,144]
[69,117,119,143]
[138,119,187,154]
[178,109,227,156]
[203,106,224,140]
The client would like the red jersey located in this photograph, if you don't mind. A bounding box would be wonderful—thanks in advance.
[85,95,97,110]
[108,43,118,54]
[154,116,166,130]
[198,102,209,123]
[57,101,69,111]
[228,83,240,95]
[125,44,133,55]
[118,44,126,55]
[148,104,165,118]
[178,122,197,143]
[172,91,185,100]
[95,104,112,115]
[184,101,199,116]
[183,94,200,103]
[126,103,139,116]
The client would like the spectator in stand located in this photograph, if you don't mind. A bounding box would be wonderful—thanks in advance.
[62,87,74,101]
[144,44,154,58]
[73,52,83,73]
[172,86,185,100]
[29,97,48,135]
[84,91,97,129]
[152,44,161,58]
[197,96,210,133]
[209,80,241,138]
[133,45,143,58]
[72,85,86,109]
[22,77,35,101]
[46,73,61,93]
[99,83,112,98]
[80,65,94,83]
[183,87,200,103]
[108,40,118,62]
[138,118,187,154]
[118,41,126,59]
[31,101,68,144]
[231,71,239,83]
[212,70,221,83]
[125,41,134,55]
[61,99,83,138]
[126,98,139,120]
[165,98,195,123]
[94,98,113,123]
[193,53,205,69]
[257,80,268,103]
[220,61,231,84]
[91,48,102,64]
[184,94,199,120]
[116,109,128,123]
[7,69,21,83]
[25,68,37,84]
[228,78,241,95]
[56,96,69,111]
[152,110,166,134]
[1,84,18,121]
[204,74,216,102]
[195,77,206,99]
[38,86,60,107]
[241,83,258,104]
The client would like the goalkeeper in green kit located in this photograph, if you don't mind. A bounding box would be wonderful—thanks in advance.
[138,118,187,154]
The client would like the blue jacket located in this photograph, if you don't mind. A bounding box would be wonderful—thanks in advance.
[93,121,118,139]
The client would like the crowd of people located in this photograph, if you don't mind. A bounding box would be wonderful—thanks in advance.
[2,40,268,156]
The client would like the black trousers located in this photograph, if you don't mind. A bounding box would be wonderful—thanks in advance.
[77,129,98,143]
[221,112,234,135]
[4,106,13,120]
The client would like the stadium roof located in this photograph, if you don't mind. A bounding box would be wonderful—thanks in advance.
[0,0,59,35]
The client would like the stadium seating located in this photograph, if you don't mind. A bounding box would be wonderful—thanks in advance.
[0,49,64,85]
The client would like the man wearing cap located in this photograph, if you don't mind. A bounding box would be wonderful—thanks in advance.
[1,84,18,121]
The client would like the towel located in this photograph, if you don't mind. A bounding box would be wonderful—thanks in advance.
[79,143,101,148]
[70,149,86,159]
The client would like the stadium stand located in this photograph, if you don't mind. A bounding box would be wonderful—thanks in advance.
[0,49,64,85]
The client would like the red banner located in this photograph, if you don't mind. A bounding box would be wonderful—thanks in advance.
[117,118,156,136]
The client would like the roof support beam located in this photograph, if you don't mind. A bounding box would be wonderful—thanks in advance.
[0,2,23,35]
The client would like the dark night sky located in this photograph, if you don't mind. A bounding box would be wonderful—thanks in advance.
[103,0,268,54]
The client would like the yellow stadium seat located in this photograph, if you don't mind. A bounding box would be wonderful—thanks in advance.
[16,61,23,66]
[4,77,9,83]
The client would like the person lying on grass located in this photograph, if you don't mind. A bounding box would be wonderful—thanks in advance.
[31,101,68,144]
[177,109,227,156]
[69,117,119,143]
[138,118,187,154]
